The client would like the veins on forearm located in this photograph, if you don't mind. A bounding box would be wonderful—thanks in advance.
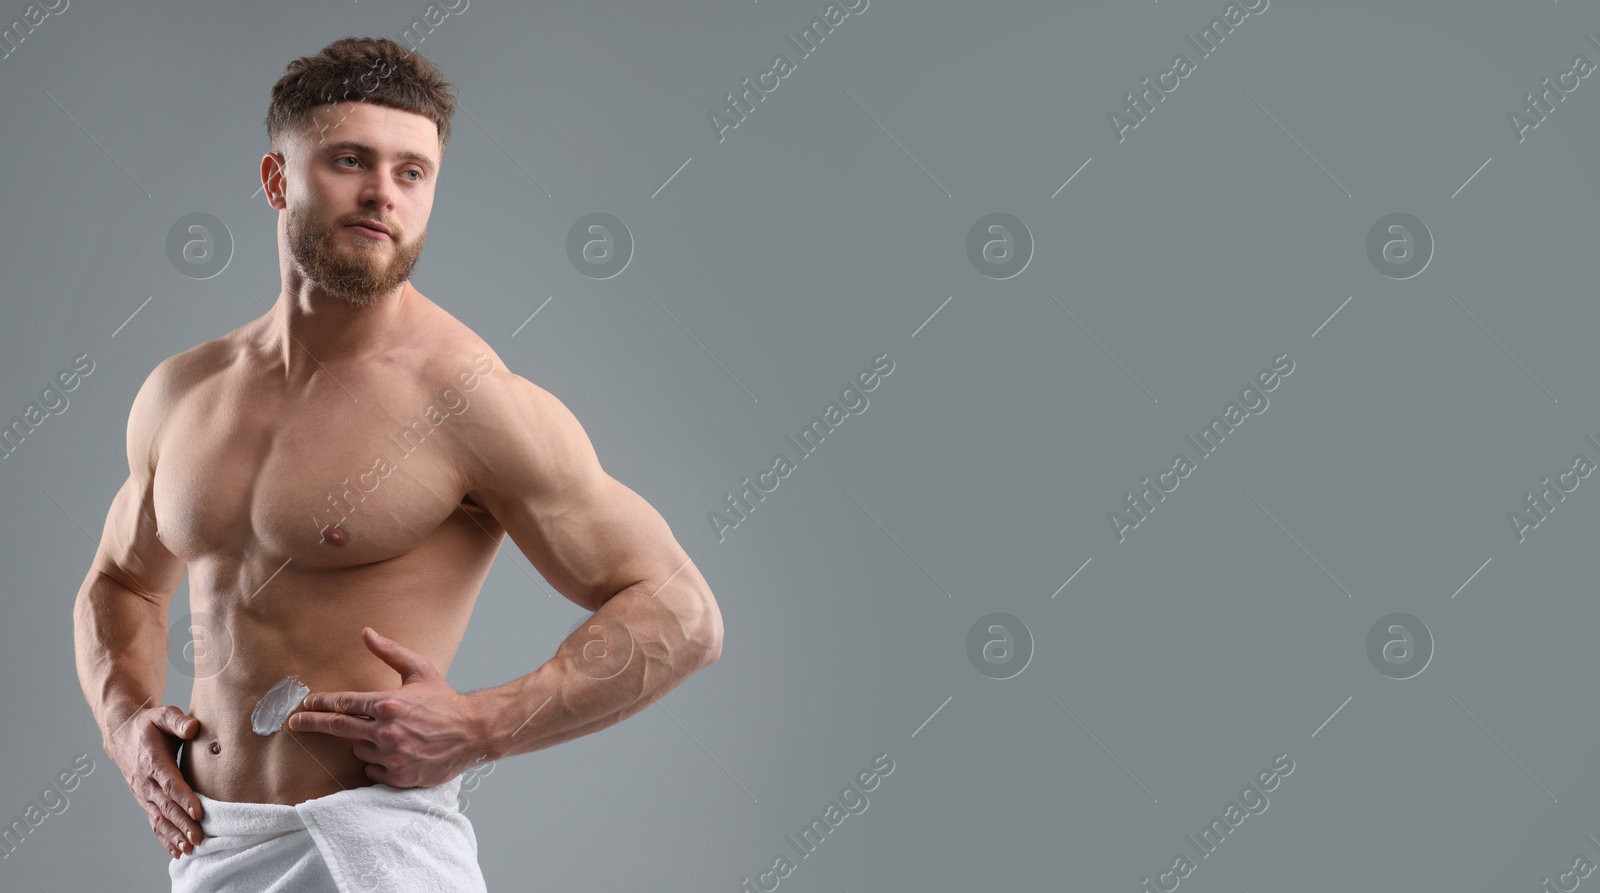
[489,583,713,758]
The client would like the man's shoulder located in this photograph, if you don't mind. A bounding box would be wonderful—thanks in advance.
[123,338,238,470]
[136,337,239,411]
[409,308,515,399]
[413,320,587,470]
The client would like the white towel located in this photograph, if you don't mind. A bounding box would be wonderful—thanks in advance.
[168,774,487,892]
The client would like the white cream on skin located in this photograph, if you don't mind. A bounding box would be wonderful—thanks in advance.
[250,675,310,736]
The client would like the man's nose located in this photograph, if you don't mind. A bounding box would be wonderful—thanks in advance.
[358,175,399,215]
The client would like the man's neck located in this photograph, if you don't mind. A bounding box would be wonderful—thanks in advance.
[265,282,419,383]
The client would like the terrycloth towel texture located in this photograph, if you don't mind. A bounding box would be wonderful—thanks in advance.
[168,774,486,892]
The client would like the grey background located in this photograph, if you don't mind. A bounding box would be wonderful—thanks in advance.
[2,0,1598,890]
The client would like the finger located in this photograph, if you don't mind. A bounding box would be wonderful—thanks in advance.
[363,762,394,786]
[299,690,384,718]
[140,773,200,841]
[349,740,397,767]
[151,814,192,857]
[362,627,434,683]
[150,746,203,822]
[150,787,203,844]
[287,710,379,741]
[152,706,200,739]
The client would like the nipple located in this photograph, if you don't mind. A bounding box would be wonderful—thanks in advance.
[250,675,310,736]
[321,525,349,546]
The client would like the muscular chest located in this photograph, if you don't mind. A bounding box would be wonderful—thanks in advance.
[152,372,471,568]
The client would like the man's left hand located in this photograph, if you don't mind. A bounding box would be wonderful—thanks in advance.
[288,627,491,787]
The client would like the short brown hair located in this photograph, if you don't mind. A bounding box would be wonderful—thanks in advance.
[265,37,458,159]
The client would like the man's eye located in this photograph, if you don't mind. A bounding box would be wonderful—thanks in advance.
[336,157,359,168]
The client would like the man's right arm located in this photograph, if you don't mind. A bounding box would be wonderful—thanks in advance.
[71,357,204,859]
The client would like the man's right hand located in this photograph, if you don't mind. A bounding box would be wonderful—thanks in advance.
[106,705,205,860]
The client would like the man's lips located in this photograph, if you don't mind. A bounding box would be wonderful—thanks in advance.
[346,223,392,240]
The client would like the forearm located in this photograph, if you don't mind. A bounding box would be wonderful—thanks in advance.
[73,570,171,747]
[472,581,720,761]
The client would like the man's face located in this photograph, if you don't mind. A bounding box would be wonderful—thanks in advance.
[275,102,441,307]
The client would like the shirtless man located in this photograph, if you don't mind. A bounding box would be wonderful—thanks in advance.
[71,37,722,889]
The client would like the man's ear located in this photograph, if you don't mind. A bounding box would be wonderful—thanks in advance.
[261,152,288,209]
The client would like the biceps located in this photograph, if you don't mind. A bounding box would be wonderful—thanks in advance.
[90,473,185,602]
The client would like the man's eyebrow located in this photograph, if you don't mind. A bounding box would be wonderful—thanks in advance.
[320,139,436,172]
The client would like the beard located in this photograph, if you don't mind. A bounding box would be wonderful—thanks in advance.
[286,204,426,308]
